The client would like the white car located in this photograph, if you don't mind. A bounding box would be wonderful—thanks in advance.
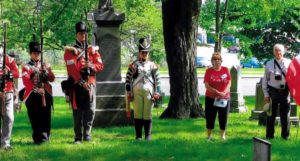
[196,56,211,68]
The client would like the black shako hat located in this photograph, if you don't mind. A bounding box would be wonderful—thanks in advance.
[75,21,87,33]
[138,38,151,52]
[29,41,41,53]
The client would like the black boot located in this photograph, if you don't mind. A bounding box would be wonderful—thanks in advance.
[144,119,152,141]
[134,119,143,140]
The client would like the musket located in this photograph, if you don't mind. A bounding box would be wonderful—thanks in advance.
[1,23,7,115]
[79,24,90,82]
[81,14,88,64]
[40,18,46,107]
[1,23,7,92]
[84,29,90,79]
[40,19,44,72]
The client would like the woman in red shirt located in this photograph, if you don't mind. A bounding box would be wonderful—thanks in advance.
[204,52,231,141]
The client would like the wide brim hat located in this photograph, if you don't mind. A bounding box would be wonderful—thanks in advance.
[263,103,270,112]
[263,101,272,116]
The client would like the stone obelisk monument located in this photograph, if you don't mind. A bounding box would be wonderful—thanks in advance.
[88,0,132,127]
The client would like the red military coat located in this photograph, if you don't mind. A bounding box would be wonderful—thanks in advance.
[0,55,19,92]
[64,44,104,109]
[64,45,104,85]
[21,60,55,102]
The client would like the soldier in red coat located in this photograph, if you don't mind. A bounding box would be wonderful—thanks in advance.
[22,40,55,144]
[0,48,19,149]
[64,22,104,144]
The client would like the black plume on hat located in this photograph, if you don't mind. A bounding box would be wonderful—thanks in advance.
[138,38,151,52]
[29,41,41,53]
[75,21,87,33]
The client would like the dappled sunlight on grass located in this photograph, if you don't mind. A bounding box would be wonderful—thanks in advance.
[1,97,300,161]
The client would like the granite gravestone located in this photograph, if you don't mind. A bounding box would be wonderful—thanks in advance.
[256,77,298,125]
[230,66,247,112]
[88,0,132,127]
[253,137,271,161]
[274,102,299,126]
[250,78,265,120]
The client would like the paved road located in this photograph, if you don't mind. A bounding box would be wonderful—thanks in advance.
[17,77,66,97]
[160,75,261,96]
[17,75,262,97]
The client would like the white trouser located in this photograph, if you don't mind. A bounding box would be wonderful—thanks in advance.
[0,92,14,147]
[133,83,154,120]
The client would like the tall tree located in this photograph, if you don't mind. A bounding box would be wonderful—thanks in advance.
[160,0,204,118]
[208,0,229,53]
[214,0,221,52]
[0,0,165,65]
[201,0,300,59]
[215,0,229,52]
[1,0,99,50]
[119,0,164,64]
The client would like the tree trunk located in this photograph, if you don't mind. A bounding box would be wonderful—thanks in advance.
[214,0,221,52]
[215,0,229,53]
[160,0,204,119]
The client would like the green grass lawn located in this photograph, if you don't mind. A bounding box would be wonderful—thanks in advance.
[1,96,299,161]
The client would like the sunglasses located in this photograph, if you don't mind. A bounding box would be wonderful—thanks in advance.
[213,58,221,61]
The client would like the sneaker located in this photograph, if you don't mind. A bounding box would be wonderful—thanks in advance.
[145,135,152,141]
[74,140,82,144]
[136,137,142,141]
[84,137,92,142]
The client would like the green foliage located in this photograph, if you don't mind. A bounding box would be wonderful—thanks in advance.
[199,0,300,60]
[1,96,300,161]
[1,0,98,50]
[120,0,164,64]
[199,0,215,33]
[0,0,164,65]
[233,0,300,60]
[248,5,300,60]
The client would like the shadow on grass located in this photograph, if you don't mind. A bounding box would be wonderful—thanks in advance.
[1,97,300,161]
